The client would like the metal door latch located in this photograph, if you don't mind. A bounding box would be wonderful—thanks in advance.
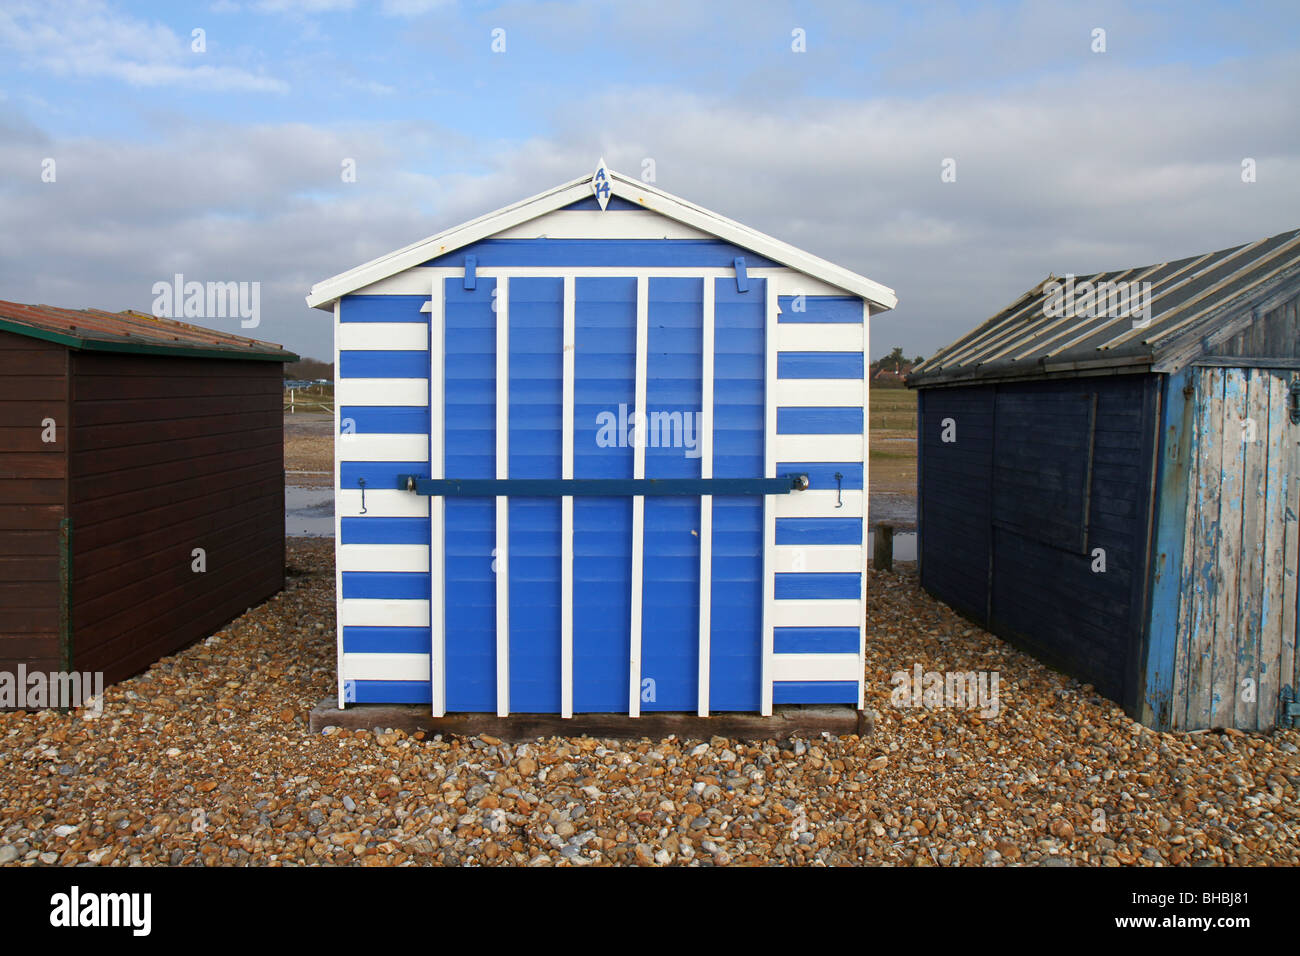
[834,472,843,508]
[358,477,367,514]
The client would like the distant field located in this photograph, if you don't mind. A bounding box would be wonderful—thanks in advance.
[869,387,917,495]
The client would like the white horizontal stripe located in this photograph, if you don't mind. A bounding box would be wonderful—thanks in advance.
[775,490,863,518]
[338,544,430,573]
[771,600,862,628]
[339,599,430,628]
[773,379,865,406]
[336,378,428,407]
[776,323,864,352]
[337,323,428,351]
[342,652,431,682]
[356,266,822,296]
[338,433,428,462]
[494,209,713,240]
[772,434,863,461]
[337,488,428,519]
[771,653,861,683]
[772,545,863,573]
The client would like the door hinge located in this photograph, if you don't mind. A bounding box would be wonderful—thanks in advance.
[1281,686,1300,727]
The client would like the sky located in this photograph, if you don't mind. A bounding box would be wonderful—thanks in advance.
[1,0,1297,362]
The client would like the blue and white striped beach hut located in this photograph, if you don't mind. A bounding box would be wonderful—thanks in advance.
[306,162,897,717]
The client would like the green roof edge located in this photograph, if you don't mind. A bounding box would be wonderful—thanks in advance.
[0,317,297,362]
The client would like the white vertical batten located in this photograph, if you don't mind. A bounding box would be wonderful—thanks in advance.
[629,275,649,718]
[495,277,510,718]
[760,278,777,716]
[697,277,715,717]
[334,299,345,709]
[859,299,870,711]
[561,276,575,719]
[429,277,447,717]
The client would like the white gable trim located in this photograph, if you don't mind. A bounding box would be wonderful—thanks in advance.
[306,169,897,311]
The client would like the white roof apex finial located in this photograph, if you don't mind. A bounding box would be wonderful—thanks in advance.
[591,157,611,211]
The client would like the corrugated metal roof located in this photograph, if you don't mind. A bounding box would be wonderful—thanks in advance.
[0,300,296,362]
[909,226,1300,386]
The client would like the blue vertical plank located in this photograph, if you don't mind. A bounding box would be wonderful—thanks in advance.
[508,277,564,712]
[640,277,702,711]
[573,278,637,711]
[1143,368,1193,729]
[710,277,766,711]
[443,278,497,711]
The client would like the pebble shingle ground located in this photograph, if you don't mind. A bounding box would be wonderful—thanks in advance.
[1,538,1295,866]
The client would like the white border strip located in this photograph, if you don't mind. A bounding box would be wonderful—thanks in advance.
[336,378,428,407]
[698,277,715,717]
[859,299,870,711]
[761,278,777,716]
[339,544,429,573]
[334,300,345,708]
[629,275,648,718]
[338,322,428,351]
[561,276,575,719]
[495,277,510,717]
[770,653,861,683]
[429,276,446,717]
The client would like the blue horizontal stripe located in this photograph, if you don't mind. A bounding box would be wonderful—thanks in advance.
[775,518,863,545]
[777,352,864,379]
[342,571,430,600]
[340,461,427,488]
[349,680,430,704]
[777,295,863,323]
[340,294,430,323]
[422,239,781,270]
[340,517,427,544]
[774,627,860,653]
[343,626,428,654]
[339,350,428,379]
[772,680,858,704]
[777,406,863,434]
[562,195,643,211]
[340,406,430,434]
[776,462,863,490]
[775,572,862,599]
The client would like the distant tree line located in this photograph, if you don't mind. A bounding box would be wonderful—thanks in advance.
[284,358,334,381]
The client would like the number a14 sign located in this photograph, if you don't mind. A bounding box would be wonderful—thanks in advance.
[590,158,611,210]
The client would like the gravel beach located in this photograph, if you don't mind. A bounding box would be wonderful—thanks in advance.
[1,537,1296,867]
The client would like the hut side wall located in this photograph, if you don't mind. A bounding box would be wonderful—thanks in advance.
[68,351,285,683]
[918,375,1159,710]
[0,330,69,677]
[1165,365,1300,730]
[1205,288,1300,362]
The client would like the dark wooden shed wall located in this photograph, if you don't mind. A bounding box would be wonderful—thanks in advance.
[68,352,285,683]
[918,374,1160,709]
[1206,288,1300,361]
[0,330,68,675]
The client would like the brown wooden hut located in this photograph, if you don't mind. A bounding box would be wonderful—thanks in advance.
[0,301,296,690]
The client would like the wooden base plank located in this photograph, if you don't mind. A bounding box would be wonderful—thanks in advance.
[309,698,872,742]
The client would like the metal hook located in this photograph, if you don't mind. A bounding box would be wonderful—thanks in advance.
[834,472,843,508]
[358,477,367,514]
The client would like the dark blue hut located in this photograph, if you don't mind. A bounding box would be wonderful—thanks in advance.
[908,228,1300,730]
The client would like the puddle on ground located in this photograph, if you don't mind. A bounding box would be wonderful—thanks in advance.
[286,486,335,537]
[868,530,917,561]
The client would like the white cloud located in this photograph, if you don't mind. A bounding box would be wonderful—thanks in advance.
[0,0,288,92]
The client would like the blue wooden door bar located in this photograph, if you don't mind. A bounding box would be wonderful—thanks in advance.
[397,475,810,496]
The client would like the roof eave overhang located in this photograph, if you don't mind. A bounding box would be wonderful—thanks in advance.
[306,170,898,313]
[0,318,296,362]
[906,353,1156,389]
